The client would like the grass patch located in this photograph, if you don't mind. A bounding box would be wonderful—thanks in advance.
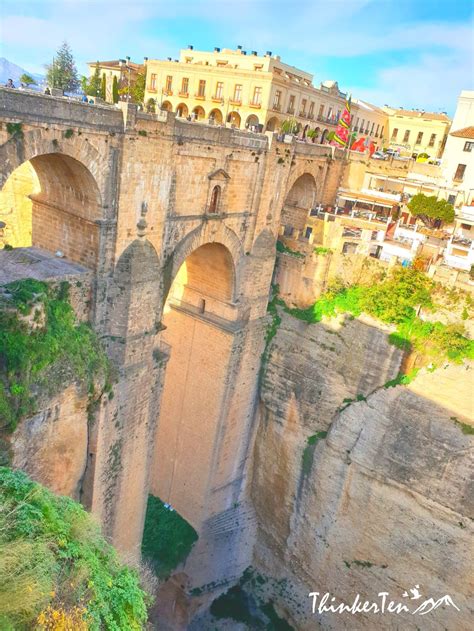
[383,369,419,389]
[0,279,111,431]
[314,247,332,255]
[141,495,198,578]
[6,122,23,139]
[450,416,474,435]
[0,467,148,630]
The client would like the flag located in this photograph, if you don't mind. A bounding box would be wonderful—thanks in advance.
[331,95,352,148]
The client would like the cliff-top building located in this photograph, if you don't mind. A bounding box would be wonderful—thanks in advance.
[143,46,386,146]
[383,106,451,158]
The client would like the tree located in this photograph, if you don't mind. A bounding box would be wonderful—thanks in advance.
[408,193,455,228]
[131,72,146,105]
[19,73,36,87]
[82,61,101,97]
[112,75,119,103]
[281,119,298,134]
[46,41,79,92]
[100,73,106,100]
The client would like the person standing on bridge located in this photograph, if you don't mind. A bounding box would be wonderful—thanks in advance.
[5,79,15,88]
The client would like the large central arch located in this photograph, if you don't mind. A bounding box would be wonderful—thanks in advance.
[151,239,239,529]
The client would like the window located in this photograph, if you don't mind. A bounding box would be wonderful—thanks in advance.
[448,194,456,205]
[318,104,324,118]
[376,124,380,136]
[301,99,307,115]
[391,128,398,140]
[403,130,410,143]
[370,122,375,134]
[198,80,206,97]
[308,102,314,117]
[428,133,436,147]
[337,109,342,121]
[464,141,474,152]
[165,75,172,94]
[252,86,262,105]
[380,126,384,137]
[233,84,242,102]
[416,131,423,145]
[150,74,157,90]
[215,81,223,99]
[288,95,295,113]
[360,119,365,131]
[209,185,221,213]
[454,164,466,181]
[181,77,189,94]
[273,90,281,109]
[254,64,263,71]
[328,107,333,119]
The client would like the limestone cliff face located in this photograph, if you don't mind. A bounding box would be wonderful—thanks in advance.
[11,384,89,500]
[251,313,473,630]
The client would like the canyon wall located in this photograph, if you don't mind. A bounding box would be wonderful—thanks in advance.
[251,311,473,630]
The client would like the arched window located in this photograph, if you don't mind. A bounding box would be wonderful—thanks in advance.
[209,185,221,214]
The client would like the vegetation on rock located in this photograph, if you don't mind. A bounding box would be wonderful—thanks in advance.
[0,278,112,432]
[0,467,148,630]
[141,495,198,578]
[276,240,305,258]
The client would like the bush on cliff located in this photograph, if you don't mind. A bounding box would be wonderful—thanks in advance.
[0,279,111,432]
[0,467,149,630]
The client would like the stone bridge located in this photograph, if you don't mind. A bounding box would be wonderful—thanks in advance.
[0,88,344,594]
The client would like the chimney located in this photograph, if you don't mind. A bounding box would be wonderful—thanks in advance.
[242,50,247,55]
[214,47,221,52]
[167,57,172,61]
[237,45,242,50]
[266,51,272,56]
[188,44,194,50]
[251,50,257,56]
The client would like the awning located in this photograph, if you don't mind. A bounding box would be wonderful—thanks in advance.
[338,191,395,209]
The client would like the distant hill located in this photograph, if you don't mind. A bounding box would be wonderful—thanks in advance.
[0,57,45,89]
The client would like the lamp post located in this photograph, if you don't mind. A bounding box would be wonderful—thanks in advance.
[126,56,131,102]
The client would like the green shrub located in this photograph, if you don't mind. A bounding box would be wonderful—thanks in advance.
[141,495,198,578]
[276,240,304,258]
[0,467,148,630]
[0,279,111,431]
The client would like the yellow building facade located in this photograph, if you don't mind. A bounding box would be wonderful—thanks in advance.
[144,46,384,144]
[383,107,451,158]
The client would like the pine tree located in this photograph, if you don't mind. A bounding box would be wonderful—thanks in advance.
[112,75,119,104]
[46,42,79,92]
[101,73,106,100]
[82,62,101,97]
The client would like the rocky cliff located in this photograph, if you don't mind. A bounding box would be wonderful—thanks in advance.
[250,311,473,630]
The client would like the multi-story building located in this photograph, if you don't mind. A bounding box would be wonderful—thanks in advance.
[86,58,144,102]
[383,107,451,158]
[351,99,388,149]
[144,46,375,140]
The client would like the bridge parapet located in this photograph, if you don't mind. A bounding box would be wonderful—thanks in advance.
[0,87,124,132]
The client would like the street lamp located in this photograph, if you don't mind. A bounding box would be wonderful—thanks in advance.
[126,56,131,102]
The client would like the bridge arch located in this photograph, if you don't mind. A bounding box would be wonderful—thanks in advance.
[0,150,102,268]
[280,172,318,237]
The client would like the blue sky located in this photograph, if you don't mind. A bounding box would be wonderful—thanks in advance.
[1,0,473,115]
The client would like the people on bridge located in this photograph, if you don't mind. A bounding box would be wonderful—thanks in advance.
[44,87,51,95]
[5,79,15,88]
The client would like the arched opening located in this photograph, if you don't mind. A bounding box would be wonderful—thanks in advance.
[313,127,321,142]
[208,108,223,124]
[151,242,236,526]
[245,114,259,130]
[161,101,172,112]
[280,173,318,237]
[321,129,329,144]
[209,185,221,214]
[176,103,188,117]
[192,106,206,121]
[0,153,101,269]
[226,111,241,128]
[266,116,280,132]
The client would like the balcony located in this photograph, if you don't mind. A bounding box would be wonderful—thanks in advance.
[287,107,295,115]
[229,98,242,106]
[272,103,281,111]
[178,91,189,98]
[212,96,224,102]
[163,89,173,96]
[249,101,262,109]
[195,93,206,100]
[299,110,307,117]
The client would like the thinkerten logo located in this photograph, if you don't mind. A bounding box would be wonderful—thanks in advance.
[308,585,460,616]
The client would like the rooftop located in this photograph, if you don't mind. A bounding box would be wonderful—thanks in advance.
[450,126,474,139]
[385,107,451,122]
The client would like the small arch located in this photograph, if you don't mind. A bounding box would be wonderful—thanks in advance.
[176,103,188,117]
[321,129,329,144]
[209,185,221,214]
[266,116,280,132]
[161,101,172,112]
[192,106,206,121]
[208,108,223,124]
[226,111,241,128]
[245,114,259,129]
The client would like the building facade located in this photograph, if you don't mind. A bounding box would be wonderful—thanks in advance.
[383,107,451,158]
[144,46,380,143]
[86,58,144,102]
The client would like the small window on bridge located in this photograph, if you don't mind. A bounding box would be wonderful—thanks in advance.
[209,185,221,214]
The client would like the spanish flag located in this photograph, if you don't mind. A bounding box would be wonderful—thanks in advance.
[331,95,352,148]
